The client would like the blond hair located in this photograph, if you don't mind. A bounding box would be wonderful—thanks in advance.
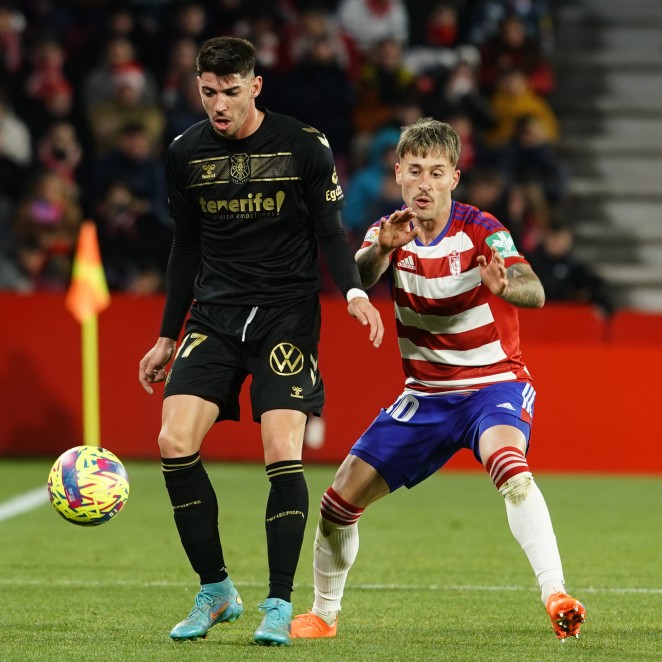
[396,117,462,167]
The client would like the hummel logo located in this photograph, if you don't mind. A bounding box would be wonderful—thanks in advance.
[397,255,416,271]
[496,402,515,410]
[303,127,330,148]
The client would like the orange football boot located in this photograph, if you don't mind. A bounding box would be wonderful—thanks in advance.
[546,592,586,640]
[290,612,337,639]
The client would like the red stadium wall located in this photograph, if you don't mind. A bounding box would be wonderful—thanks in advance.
[0,292,660,473]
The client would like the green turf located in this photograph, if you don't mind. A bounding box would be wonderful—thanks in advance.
[0,460,660,661]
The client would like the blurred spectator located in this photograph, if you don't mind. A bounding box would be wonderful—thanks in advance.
[336,0,409,54]
[91,121,169,228]
[404,0,480,82]
[497,114,569,204]
[158,1,210,47]
[526,220,614,315]
[23,35,70,105]
[465,0,555,55]
[163,71,207,146]
[13,170,82,291]
[352,37,417,137]
[423,1,463,48]
[81,35,158,112]
[0,142,25,210]
[287,5,357,77]
[419,57,495,134]
[36,120,83,192]
[281,20,355,170]
[0,87,30,289]
[86,62,165,157]
[484,67,559,150]
[506,180,552,254]
[94,180,171,294]
[391,95,425,130]
[0,87,31,170]
[234,7,290,109]
[0,1,26,85]
[461,166,511,222]
[479,13,555,96]
[30,78,77,143]
[342,125,400,241]
[366,158,404,222]
[207,0,246,36]
[19,34,79,142]
[445,111,489,184]
[160,36,198,112]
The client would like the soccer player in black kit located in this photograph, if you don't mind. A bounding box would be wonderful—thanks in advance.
[138,37,383,646]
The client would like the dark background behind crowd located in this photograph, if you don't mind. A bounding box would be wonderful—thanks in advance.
[0,0,613,313]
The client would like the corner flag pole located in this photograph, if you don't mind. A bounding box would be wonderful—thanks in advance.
[65,221,110,447]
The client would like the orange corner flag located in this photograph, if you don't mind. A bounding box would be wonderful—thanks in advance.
[66,221,110,323]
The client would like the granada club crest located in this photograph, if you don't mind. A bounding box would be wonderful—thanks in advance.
[230,153,250,183]
[448,249,462,276]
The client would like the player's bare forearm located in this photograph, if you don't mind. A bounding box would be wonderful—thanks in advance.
[355,243,392,289]
[501,264,545,308]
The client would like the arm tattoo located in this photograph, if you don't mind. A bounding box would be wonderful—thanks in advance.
[356,244,392,289]
[503,263,546,308]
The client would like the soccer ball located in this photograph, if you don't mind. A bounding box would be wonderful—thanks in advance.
[47,445,130,526]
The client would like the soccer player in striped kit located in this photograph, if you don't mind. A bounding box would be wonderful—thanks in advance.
[291,118,586,641]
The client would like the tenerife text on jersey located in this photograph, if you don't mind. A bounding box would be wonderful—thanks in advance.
[198,191,286,219]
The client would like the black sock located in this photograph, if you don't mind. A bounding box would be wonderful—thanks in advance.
[264,461,308,602]
[162,453,228,585]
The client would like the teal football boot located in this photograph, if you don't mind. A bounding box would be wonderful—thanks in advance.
[253,597,292,646]
[170,578,243,640]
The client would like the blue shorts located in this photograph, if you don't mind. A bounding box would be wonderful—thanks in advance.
[350,382,535,491]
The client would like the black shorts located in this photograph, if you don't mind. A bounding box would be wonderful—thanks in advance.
[164,296,324,422]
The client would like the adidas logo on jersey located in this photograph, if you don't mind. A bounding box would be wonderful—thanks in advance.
[397,255,416,271]
[496,402,515,410]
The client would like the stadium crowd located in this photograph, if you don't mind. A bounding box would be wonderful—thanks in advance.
[0,0,612,312]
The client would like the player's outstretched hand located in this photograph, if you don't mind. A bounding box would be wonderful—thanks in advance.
[347,297,384,348]
[138,337,177,394]
[378,207,420,251]
[477,246,508,297]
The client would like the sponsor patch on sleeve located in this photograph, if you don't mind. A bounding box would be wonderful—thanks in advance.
[363,225,380,244]
[485,230,520,258]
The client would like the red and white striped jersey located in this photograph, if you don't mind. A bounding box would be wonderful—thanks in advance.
[358,201,533,395]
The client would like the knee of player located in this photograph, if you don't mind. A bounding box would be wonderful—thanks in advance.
[319,486,365,533]
[158,427,196,457]
[484,446,534,505]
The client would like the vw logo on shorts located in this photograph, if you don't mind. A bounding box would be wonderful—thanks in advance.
[269,343,304,375]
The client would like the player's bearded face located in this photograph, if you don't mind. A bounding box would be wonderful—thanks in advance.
[198,72,258,139]
[396,152,460,222]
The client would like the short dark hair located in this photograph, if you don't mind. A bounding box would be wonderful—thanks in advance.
[196,37,256,78]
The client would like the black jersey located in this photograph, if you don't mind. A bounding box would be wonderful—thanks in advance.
[166,109,346,308]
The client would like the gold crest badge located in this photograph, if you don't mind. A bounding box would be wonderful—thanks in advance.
[230,153,250,183]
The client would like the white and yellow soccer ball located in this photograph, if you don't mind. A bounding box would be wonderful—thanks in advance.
[47,446,130,526]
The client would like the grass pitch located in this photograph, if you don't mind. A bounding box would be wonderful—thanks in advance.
[0,459,660,661]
